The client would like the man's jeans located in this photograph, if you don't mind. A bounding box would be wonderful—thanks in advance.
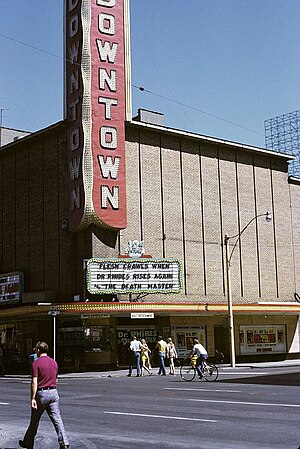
[129,351,141,375]
[196,354,208,377]
[158,352,166,375]
[22,389,69,448]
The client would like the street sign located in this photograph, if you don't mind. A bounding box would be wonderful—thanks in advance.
[131,313,154,319]
[0,271,24,305]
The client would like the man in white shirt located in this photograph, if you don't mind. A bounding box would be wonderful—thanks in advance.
[190,338,208,379]
[127,336,142,377]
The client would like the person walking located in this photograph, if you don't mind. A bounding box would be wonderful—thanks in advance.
[166,337,177,375]
[127,335,142,377]
[189,338,208,379]
[19,341,69,449]
[156,336,167,376]
[140,339,152,376]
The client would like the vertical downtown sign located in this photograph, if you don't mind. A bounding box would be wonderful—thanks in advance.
[65,0,130,231]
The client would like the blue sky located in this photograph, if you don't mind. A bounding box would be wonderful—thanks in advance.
[0,0,299,148]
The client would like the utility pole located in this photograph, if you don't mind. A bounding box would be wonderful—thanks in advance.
[0,108,9,147]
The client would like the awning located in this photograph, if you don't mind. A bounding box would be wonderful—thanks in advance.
[0,301,299,318]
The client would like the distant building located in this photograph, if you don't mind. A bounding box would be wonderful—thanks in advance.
[265,110,300,178]
[0,127,31,147]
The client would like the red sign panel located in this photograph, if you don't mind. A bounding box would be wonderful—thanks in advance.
[65,0,127,231]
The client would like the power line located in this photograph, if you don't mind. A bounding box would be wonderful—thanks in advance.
[0,33,264,138]
[133,85,264,136]
[0,33,63,61]
[0,33,81,69]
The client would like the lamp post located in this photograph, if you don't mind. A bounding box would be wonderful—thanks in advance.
[224,211,272,368]
[48,306,60,361]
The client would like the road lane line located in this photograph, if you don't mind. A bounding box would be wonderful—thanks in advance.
[166,387,242,393]
[218,372,269,375]
[0,402,9,405]
[104,411,217,423]
[189,399,300,408]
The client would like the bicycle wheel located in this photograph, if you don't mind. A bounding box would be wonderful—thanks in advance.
[180,363,196,382]
[202,362,218,381]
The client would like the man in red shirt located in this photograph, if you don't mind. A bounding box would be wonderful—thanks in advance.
[19,341,69,449]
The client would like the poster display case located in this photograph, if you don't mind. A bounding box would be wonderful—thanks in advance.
[239,325,286,354]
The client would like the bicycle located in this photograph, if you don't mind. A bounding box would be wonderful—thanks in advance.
[180,356,218,382]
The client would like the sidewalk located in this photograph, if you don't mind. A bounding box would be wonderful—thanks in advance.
[227,359,300,369]
[2,359,300,380]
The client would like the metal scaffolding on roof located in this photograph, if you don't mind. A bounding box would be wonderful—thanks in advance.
[264,110,300,177]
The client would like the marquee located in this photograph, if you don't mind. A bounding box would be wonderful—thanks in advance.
[86,258,183,294]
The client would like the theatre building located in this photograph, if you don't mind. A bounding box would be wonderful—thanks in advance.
[0,0,300,371]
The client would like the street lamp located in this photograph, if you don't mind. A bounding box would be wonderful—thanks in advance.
[224,211,272,368]
[48,307,60,361]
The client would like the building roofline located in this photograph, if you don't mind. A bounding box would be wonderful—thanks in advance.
[0,120,66,151]
[0,126,31,133]
[1,119,296,162]
[127,120,295,161]
[288,176,300,184]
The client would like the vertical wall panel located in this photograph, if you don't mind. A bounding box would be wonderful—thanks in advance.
[57,131,77,300]
[140,131,163,258]
[43,134,60,294]
[289,181,300,295]
[200,144,223,299]
[16,145,29,276]
[2,150,16,271]
[28,140,44,291]
[272,168,294,300]
[236,152,259,301]
[121,128,142,255]
[254,155,277,299]
[161,135,184,281]
[0,154,3,273]
[181,140,205,299]
[218,147,240,300]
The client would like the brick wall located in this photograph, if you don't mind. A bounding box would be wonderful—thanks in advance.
[0,123,90,301]
[123,123,298,305]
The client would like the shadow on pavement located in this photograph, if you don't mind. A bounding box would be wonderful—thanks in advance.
[220,371,300,386]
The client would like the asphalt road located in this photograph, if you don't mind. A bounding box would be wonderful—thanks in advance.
[1,366,300,449]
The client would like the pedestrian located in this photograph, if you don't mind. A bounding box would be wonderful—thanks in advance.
[29,348,38,374]
[140,339,152,376]
[19,341,69,449]
[156,336,167,376]
[215,349,224,364]
[127,335,142,377]
[166,337,177,375]
[0,343,6,374]
[189,338,208,379]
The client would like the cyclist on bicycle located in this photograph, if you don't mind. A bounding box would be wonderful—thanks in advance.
[189,338,208,379]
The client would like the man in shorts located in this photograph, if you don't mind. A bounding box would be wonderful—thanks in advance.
[19,341,69,449]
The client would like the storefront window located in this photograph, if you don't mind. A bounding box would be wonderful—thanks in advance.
[174,326,206,357]
[58,327,85,366]
[84,326,114,352]
[117,327,158,366]
[239,325,286,354]
[0,324,22,366]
